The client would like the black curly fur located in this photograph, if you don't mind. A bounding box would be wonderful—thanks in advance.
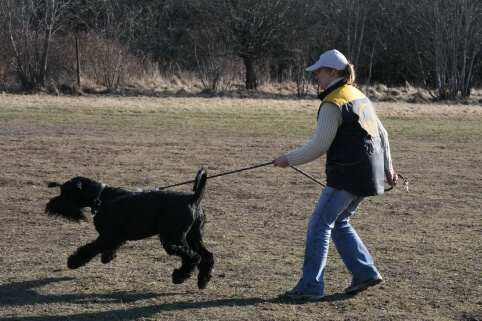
[45,168,214,289]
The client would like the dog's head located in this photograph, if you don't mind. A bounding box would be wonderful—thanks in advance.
[45,177,97,222]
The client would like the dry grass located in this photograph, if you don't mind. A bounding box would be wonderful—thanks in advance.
[0,94,481,321]
[45,69,482,105]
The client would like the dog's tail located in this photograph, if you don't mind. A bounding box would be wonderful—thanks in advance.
[192,167,207,205]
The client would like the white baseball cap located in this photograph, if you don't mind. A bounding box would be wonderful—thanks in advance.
[306,49,348,71]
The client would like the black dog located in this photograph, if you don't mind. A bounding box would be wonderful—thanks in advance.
[45,167,214,289]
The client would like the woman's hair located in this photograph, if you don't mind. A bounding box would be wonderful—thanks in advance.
[341,63,356,85]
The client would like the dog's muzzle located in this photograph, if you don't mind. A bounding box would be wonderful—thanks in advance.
[45,195,88,222]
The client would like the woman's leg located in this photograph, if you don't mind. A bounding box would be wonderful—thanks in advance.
[331,198,381,284]
[291,186,359,295]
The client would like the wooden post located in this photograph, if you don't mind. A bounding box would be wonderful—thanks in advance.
[76,34,81,88]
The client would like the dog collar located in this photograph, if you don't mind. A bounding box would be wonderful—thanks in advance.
[93,183,106,207]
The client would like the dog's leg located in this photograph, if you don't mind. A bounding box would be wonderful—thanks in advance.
[101,250,116,264]
[161,234,200,285]
[100,240,124,264]
[68,236,118,269]
[186,217,214,289]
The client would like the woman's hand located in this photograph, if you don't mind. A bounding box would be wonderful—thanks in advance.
[273,155,289,168]
[385,169,398,187]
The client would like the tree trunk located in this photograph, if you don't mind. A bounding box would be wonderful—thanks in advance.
[39,28,51,88]
[243,56,256,90]
[76,34,81,88]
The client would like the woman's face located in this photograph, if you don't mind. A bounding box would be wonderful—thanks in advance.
[315,68,338,90]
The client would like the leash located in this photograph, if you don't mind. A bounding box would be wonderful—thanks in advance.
[90,162,275,212]
[385,173,409,193]
[290,166,326,187]
[291,166,409,193]
[156,162,274,190]
[155,161,409,193]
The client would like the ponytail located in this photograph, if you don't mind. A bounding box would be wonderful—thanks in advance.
[343,63,356,85]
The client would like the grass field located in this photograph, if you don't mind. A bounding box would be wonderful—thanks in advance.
[0,95,481,321]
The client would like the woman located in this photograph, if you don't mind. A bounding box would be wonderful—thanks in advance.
[273,49,397,301]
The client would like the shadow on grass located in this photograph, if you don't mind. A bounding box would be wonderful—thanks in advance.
[271,292,352,305]
[0,277,163,308]
[0,277,352,320]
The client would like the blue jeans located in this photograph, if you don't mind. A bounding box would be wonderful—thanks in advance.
[293,186,380,295]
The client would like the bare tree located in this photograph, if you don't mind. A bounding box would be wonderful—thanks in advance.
[0,0,480,95]
[75,0,141,92]
[343,0,369,69]
[404,0,481,100]
[192,0,309,90]
[364,0,390,92]
[2,0,74,90]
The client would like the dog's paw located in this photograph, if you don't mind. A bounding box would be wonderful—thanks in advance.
[197,275,211,289]
[172,268,191,284]
[197,255,214,289]
[101,251,116,264]
[197,268,213,289]
[67,254,85,269]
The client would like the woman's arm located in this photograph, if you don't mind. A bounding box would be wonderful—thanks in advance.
[273,102,341,167]
[378,118,397,186]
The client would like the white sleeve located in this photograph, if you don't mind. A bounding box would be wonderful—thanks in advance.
[378,118,394,171]
[285,102,342,166]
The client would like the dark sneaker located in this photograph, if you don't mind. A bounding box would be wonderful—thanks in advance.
[345,276,383,295]
[285,289,324,301]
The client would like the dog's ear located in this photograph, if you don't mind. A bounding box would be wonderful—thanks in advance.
[48,182,61,188]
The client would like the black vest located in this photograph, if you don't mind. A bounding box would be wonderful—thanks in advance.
[318,83,385,196]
